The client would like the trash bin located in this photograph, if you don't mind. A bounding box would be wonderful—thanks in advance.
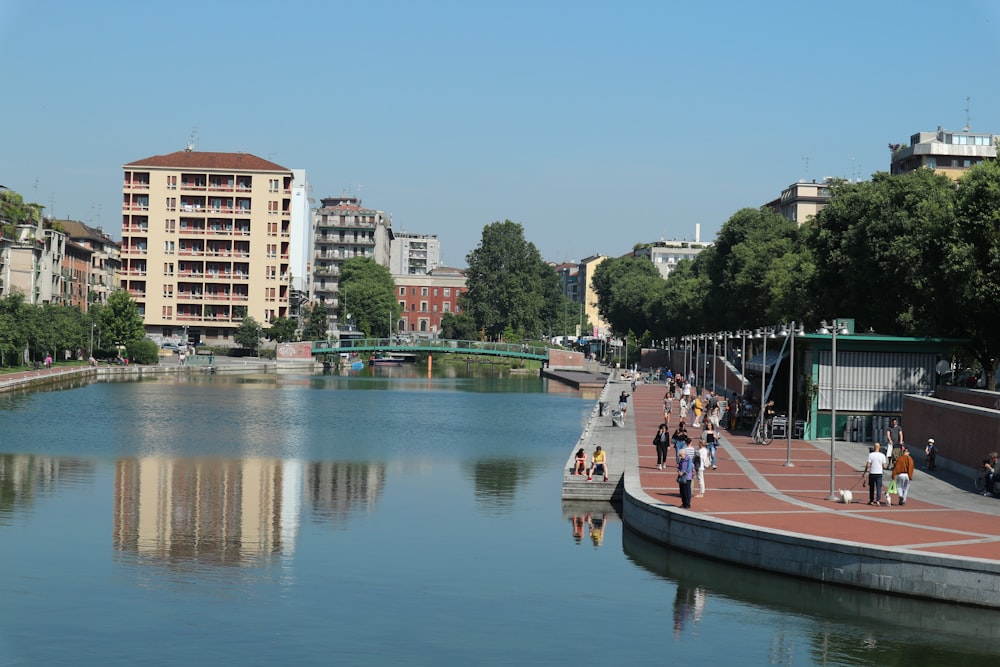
[599,401,608,416]
[771,416,788,439]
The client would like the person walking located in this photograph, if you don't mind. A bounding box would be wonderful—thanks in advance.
[885,418,904,467]
[677,448,694,509]
[692,394,704,428]
[703,420,719,469]
[653,424,670,470]
[864,442,889,506]
[694,438,709,498]
[663,392,673,428]
[891,446,915,505]
[924,438,937,470]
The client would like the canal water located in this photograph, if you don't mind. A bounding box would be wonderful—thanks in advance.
[2,371,999,666]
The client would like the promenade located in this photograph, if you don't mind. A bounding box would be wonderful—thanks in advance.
[567,374,1000,607]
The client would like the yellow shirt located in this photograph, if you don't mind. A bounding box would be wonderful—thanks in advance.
[593,450,606,464]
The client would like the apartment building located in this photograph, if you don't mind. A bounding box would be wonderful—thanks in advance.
[121,149,294,344]
[311,195,393,330]
[632,240,712,280]
[389,232,440,275]
[57,219,121,311]
[394,266,467,335]
[0,219,65,305]
[890,126,997,179]
[764,179,833,225]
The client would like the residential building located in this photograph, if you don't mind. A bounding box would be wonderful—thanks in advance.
[389,232,440,275]
[551,262,581,303]
[890,126,997,179]
[632,239,712,280]
[56,218,121,310]
[765,179,834,224]
[120,149,294,345]
[394,266,467,335]
[311,195,393,330]
[578,254,609,338]
[0,219,65,305]
[287,169,311,308]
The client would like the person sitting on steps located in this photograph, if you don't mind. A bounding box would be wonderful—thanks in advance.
[983,451,999,496]
[587,445,608,482]
[573,448,587,476]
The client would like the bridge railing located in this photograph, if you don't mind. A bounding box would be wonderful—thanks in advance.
[311,338,548,357]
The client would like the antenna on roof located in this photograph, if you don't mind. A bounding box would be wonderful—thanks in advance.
[964,96,971,132]
[186,126,198,151]
[802,156,810,179]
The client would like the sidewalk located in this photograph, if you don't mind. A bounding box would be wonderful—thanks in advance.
[620,380,1000,607]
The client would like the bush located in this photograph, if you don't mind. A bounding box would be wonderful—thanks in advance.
[127,339,160,365]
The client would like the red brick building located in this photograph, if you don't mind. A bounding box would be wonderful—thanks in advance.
[394,266,467,335]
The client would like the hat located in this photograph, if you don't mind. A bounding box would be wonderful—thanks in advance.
[928,438,935,444]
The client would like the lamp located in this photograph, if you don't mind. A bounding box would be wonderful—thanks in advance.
[779,322,804,468]
[820,319,850,500]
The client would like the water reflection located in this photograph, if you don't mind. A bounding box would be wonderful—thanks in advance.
[622,526,1000,664]
[464,458,541,516]
[113,456,303,567]
[562,501,619,548]
[0,454,95,522]
[305,460,386,528]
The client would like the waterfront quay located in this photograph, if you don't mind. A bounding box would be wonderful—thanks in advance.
[565,374,1000,608]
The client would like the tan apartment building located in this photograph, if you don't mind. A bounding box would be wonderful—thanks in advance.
[765,179,834,225]
[121,149,294,345]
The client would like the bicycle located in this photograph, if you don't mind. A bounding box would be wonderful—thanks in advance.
[974,469,1000,496]
[751,415,773,445]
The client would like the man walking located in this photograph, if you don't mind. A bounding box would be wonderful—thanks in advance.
[677,448,694,509]
[864,442,889,506]
[885,418,904,466]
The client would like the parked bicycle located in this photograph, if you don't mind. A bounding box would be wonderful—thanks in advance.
[751,414,773,445]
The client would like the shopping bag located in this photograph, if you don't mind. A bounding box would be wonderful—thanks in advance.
[887,479,898,495]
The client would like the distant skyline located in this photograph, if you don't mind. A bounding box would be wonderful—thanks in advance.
[3,0,1000,266]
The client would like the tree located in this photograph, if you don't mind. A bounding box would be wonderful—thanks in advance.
[234,316,262,353]
[267,316,298,343]
[462,220,547,340]
[339,257,400,337]
[302,302,329,341]
[97,289,145,350]
[440,312,478,340]
[590,256,665,338]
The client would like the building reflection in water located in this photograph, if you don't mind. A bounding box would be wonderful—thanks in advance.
[113,456,304,567]
[0,454,95,521]
[305,461,386,528]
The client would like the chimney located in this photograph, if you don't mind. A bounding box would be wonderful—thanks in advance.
[695,223,701,244]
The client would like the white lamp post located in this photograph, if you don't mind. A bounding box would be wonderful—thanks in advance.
[780,322,804,468]
[819,319,849,500]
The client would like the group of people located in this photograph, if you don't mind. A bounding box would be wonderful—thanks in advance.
[573,445,609,482]
[655,376,724,509]
[864,441,916,506]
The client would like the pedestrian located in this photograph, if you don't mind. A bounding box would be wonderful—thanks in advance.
[679,395,689,421]
[653,423,670,470]
[891,445,914,505]
[924,438,937,470]
[671,422,689,462]
[695,438,709,498]
[885,418,904,466]
[864,442,889,506]
[703,420,719,469]
[618,390,629,420]
[692,394,704,428]
[44,354,52,369]
[663,391,672,428]
[677,448,694,509]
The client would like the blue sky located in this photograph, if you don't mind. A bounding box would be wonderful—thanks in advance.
[2,0,1000,267]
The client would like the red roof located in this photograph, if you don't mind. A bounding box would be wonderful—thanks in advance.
[124,150,290,172]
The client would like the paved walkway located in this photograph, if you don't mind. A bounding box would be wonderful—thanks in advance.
[630,380,1000,560]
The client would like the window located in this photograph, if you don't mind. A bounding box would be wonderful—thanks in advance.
[420,301,428,312]
[269,179,279,192]
[166,175,177,190]
[162,305,172,318]
[421,287,428,296]
[410,288,416,296]
[443,302,451,312]
[433,288,438,297]
[266,287,276,302]
[164,262,174,276]
[444,288,451,297]
[165,219,175,232]
[432,304,438,312]
[166,197,177,211]
[267,244,277,258]
[399,300,405,309]
[268,200,279,214]
[163,284,174,298]
[163,240,175,254]
[268,222,278,235]
[399,287,405,296]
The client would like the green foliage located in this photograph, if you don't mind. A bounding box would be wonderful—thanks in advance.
[462,220,549,339]
[234,316,262,353]
[440,312,478,340]
[127,338,160,365]
[99,290,146,348]
[339,257,400,337]
[302,302,329,341]
[0,188,44,226]
[267,316,298,343]
[590,256,666,337]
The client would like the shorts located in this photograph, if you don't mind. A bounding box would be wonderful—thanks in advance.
[592,464,606,475]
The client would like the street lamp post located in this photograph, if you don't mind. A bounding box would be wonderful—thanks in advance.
[712,334,718,393]
[780,322,803,468]
[90,322,96,357]
[820,319,849,500]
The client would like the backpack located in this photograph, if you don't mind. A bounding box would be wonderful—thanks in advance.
[693,452,702,470]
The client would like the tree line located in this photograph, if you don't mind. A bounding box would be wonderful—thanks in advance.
[589,163,1000,388]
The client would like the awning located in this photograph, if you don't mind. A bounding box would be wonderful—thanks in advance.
[745,349,789,374]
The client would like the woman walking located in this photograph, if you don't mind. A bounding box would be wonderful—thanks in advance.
[653,423,670,470]
[892,445,915,505]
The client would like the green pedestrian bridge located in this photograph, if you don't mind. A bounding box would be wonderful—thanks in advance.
[310,338,550,362]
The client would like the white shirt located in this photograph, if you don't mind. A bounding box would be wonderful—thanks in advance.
[867,450,887,475]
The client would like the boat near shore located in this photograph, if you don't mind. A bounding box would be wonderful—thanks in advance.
[368,352,418,367]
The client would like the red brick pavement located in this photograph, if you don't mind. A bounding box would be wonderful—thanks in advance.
[631,381,1000,562]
